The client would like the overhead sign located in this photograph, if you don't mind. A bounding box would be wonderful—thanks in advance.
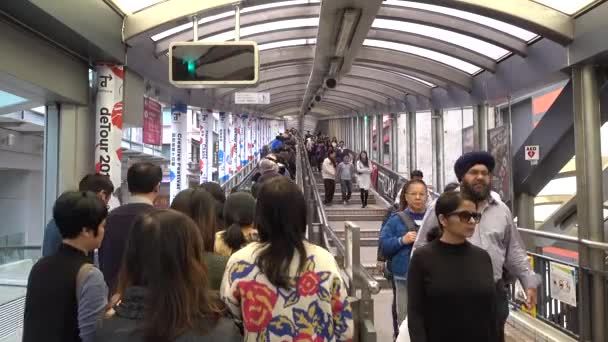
[169,41,259,88]
[235,92,270,104]
[549,262,577,307]
[525,145,540,161]
[143,97,162,145]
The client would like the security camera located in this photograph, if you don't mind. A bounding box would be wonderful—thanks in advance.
[314,95,321,102]
[325,78,337,89]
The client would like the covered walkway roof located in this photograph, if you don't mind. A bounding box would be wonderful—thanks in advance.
[106,0,603,117]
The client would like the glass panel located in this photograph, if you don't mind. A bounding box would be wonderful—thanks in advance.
[397,113,408,175]
[416,111,433,186]
[443,109,463,183]
[382,0,538,41]
[372,19,508,60]
[259,38,316,50]
[537,176,576,196]
[0,90,27,108]
[383,114,391,168]
[203,18,320,42]
[110,0,165,14]
[533,0,598,15]
[395,73,435,87]
[151,1,321,41]
[534,204,562,222]
[364,39,482,74]
[372,115,379,161]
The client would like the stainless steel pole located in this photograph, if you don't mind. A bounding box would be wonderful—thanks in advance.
[573,64,606,342]
[516,192,535,250]
[377,114,383,165]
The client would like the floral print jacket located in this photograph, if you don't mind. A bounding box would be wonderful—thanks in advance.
[221,241,354,342]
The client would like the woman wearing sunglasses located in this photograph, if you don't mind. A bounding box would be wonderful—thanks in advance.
[407,191,497,342]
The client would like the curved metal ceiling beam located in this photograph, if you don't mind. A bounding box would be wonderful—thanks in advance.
[348,65,432,97]
[233,76,310,94]
[264,99,349,113]
[273,107,338,117]
[357,46,472,90]
[378,5,527,56]
[258,46,469,90]
[217,64,312,97]
[367,28,496,72]
[415,0,573,45]
[336,79,403,102]
[353,62,447,88]
[266,91,307,102]
[265,96,359,112]
[155,4,320,55]
[260,46,314,68]
[266,102,347,115]
[323,95,369,109]
[245,27,317,46]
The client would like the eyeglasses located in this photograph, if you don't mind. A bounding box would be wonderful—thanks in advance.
[447,210,482,223]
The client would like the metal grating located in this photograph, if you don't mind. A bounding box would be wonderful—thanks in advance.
[0,296,25,340]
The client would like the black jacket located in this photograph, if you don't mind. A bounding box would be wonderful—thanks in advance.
[95,287,242,342]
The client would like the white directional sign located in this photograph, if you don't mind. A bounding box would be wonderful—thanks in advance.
[525,145,539,161]
[235,92,270,104]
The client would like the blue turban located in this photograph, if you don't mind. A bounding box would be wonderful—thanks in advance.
[454,151,495,181]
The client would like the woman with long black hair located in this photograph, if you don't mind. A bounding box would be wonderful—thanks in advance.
[407,191,497,342]
[221,177,353,341]
[214,192,257,257]
[95,210,241,342]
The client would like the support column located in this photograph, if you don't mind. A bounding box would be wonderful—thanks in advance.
[43,103,60,223]
[376,114,383,165]
[390,114,397,170]
[408,111,417,174]
[474,103,489,151]
[350,117,355,150]
[573,64,606,342]
[516,192,535,249]
[431,109,444,192]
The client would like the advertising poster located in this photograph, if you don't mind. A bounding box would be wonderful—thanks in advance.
[550,262,577,307]
[237,115,246,168]
[218,112,227,182]
[226,113,236,176]
[199,110,209,183]
[94,64,124,190]
[143,97,162,145]
[170,104,188,203]
[487,125,512,204]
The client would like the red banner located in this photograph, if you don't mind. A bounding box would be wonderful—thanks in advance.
[143,97,162,145]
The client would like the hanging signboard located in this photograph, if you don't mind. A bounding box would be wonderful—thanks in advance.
[170,104,188,202]
[199,110,211,183]
[549,262,577,307]
[95,64,124,190]
[143,97,162,145]
[234,92,270,104]
[218,112,227,182]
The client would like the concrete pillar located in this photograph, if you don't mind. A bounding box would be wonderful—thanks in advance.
[516,192,535,250]
[408,111,417,173]
[376,114,383,165]
[431,109,444,192]
[572,64,606,342]
[474,103,489,151]
[43,104,60,223]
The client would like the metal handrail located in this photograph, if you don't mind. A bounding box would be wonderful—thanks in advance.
[0,245,41,251]
[220,160,258,193]
[517,227,608,251]
[296,134,380,295]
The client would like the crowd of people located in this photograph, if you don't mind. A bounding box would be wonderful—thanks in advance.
[30,142,354,341]
[30,128,541,342]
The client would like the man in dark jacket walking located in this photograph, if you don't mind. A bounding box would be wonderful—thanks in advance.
[99,162,161,293]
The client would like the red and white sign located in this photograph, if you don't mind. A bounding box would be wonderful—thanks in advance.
[143,97,162,145]
[525,145,539,161]
[95,64,123,189]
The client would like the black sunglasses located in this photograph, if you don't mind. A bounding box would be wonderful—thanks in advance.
[447,210,482,223]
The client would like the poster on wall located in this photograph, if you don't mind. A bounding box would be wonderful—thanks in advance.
[170,104,188,202]
[549,262,577,307]
[462,126,475,153]
[487,125,512,204]
[218,112,227,182]
[237,115,246,168]
[94,64,124,191]
[199,111,209,183]
[143,97,162,145]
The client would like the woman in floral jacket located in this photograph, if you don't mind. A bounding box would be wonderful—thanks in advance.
[221,177,353,341]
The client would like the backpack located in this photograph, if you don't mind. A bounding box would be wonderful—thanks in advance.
[378,210,420,279]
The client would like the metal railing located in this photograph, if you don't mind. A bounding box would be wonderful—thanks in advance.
[220,159,258,194]
[295,132,380,342]
[515,227,608,340]
[0,245,41,265]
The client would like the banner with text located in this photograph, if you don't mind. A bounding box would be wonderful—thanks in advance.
[143,97,162,145]
[199,110,212,183]
[487,125,512,204]
[95,64,124,190]
[218,112,227,182]
[170,104,188,202]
